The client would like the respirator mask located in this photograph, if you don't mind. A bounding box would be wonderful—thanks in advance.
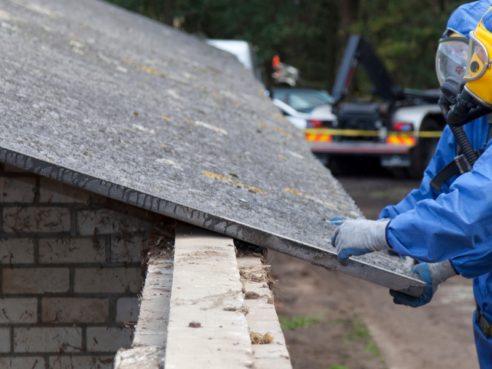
[436,32,469,113]
[445,15,492,167]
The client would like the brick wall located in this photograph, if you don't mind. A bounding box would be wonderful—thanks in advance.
[0,164,160,368]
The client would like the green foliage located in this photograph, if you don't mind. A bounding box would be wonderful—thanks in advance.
[279,314,321,330]
[106,0,167,22]
[334,319,385,362]
[344,318,369,341]
[366,342,380,354]
[106,0,340,87]
[174,0,340,88]
[326,365,350,369]
[350,0,463,92]
[104,0,468,91]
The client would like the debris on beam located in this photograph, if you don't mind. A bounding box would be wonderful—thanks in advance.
[114,225,293,368]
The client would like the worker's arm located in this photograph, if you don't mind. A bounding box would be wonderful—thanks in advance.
[448,238,492,279]
[379,126,457,219]
[388,138,492,267]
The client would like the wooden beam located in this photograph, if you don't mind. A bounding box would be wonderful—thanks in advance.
[164,226,254,368]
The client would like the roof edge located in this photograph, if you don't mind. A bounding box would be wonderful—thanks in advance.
[0,148,425,295]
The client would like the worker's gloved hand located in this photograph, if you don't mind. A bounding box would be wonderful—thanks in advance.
[390,259,457,307]
[330,218,391,266]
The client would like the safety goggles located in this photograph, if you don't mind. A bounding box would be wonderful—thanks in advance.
[464,31,492,81]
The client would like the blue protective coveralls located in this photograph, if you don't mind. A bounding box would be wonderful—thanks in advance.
[378,2,492,365]
[381,120,492,366]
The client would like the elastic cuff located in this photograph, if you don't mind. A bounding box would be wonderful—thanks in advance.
[449,259,460,276]
[385,220,393,250]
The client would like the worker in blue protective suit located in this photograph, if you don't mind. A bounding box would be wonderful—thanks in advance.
[331,2,492,368]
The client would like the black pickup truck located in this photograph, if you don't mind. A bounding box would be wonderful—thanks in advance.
[305,35,444,178]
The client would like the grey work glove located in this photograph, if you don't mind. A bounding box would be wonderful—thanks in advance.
[390,259,457,307]
[331,218,391,266]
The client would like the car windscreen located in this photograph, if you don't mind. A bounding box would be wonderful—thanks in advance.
[286,91,334,113]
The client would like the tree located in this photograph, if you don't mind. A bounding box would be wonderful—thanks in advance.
[350,0,463,93]
[104,0,465,93]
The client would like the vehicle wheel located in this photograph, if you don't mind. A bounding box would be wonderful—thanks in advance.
[326,156,343,175]
[407,119,441,179]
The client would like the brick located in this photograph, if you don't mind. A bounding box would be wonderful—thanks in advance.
[0,298,37,323]
[116,297,139,322]
[40,178,106,204]
[0,238,34,264]
[3,268,69,294]
[0,328,10,353]
[3,207,71,233]
[0,357,44,368]
[39,238,105,264]
[49,355,113,369]
[42,298,109,323]
[4,164,28,173]
[0,177,36,203]
[74,268,141,293]
[14,327,81,353]
[77,209,152,236]
[87,327,133,352]
[111,236,144,263]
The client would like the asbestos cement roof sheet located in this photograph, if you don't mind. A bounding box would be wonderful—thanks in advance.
[0,0,425,295]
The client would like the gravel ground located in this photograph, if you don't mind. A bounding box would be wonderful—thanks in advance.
[271,171,478,369]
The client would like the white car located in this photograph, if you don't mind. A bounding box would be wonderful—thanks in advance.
[270,89,337,130]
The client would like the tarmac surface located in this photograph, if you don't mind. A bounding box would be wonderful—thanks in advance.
[271,172,478,369]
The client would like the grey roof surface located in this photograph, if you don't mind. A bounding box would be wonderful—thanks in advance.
[0,0,424,295]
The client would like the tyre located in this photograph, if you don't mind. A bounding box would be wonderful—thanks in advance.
[407,119,441,179]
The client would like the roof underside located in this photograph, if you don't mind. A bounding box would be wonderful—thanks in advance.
[0,0,424,295]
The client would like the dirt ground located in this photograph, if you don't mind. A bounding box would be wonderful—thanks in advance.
[271,174,478,369]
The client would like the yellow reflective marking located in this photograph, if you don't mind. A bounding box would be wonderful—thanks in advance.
[404,136,416,145]
[387,136,400,145]
[386,134,417,146]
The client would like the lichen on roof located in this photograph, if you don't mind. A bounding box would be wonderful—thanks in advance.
[0,0,424,295]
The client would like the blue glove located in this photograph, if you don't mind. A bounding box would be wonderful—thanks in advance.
[390,260,457,307]
[330,217,390,226]
[330,217,346,226]
[330,218,391,266]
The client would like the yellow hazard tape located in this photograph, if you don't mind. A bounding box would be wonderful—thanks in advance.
[304,128,443,138]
